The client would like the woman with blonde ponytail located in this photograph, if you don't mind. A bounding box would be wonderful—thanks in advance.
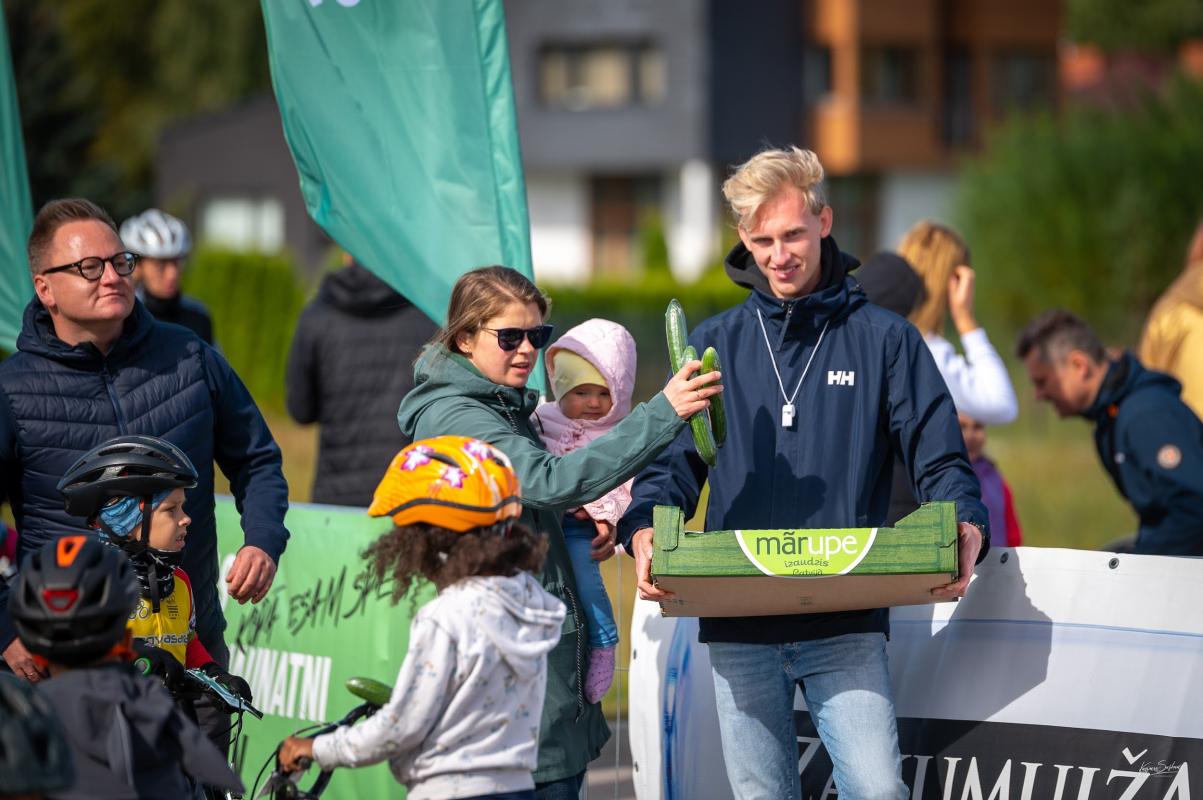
[897,221,1018,425]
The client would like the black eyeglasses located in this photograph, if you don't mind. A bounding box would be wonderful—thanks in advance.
[43,252,138,281]
[482,325,554,351]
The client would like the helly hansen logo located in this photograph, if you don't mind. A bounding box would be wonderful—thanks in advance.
[827,370,855,386]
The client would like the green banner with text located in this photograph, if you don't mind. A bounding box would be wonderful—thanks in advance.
[216,498,433,798]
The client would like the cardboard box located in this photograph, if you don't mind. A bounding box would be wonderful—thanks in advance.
[652,502,959,618]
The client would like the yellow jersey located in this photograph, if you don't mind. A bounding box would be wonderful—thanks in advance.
[127,568,212,668]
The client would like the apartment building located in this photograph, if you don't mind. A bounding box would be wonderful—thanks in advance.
[154,0,1061,282]
[508,0,1062,281]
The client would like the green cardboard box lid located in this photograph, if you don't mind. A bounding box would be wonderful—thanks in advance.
[651,503,960,618]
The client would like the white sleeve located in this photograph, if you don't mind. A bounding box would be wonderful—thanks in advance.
[311,615,456,770]
[925,330,1019,425]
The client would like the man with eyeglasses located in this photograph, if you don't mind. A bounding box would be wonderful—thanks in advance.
[0,198,289,752]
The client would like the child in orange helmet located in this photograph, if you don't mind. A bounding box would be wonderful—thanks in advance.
[279,436,565,800]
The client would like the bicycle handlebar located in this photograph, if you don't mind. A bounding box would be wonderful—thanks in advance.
[255,698,384,799]
[134,657,264,720]
[186,668,264,720]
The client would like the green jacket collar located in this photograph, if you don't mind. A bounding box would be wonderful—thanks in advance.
[400,345,541,436]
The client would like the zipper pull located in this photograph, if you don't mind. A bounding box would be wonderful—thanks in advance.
[777,302,794,350]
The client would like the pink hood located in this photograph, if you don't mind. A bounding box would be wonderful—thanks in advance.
[533,319,638,524]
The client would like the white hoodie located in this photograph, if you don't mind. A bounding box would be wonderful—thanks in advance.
[312,572,566,799]
[923,329,1018,425]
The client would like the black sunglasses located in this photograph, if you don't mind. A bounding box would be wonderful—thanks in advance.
[43,252,139,281]
[482,325,554,351]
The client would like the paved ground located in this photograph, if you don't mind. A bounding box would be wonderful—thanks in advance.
[585,726,636,800]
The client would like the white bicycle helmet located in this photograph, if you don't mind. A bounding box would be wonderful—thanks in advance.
[120,209,192,259]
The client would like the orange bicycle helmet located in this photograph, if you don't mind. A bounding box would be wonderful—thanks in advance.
[368,436,523,533]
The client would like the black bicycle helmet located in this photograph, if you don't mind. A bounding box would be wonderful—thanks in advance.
[57,434,198,518]
[10,536,141,667]
[0,673,75,795]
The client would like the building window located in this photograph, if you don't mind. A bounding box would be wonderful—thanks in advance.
[590,175,661,277]
[199,197,285,254]
[991,51,1057,115]
[825,176,880,259]
[944,48,974,146]
[539,44,666,111]
[804,45,832,104]
[861,47,920,107]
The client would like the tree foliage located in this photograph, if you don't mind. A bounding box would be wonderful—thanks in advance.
[957,77,1203,343]
[1068,0,1203,53]
[4,0,271,221]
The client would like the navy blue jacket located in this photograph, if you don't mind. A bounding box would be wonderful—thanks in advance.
[1084,352,1203,555]
[0,299,290,648]
[619,239,989,645]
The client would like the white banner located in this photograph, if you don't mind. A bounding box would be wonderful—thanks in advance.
[629,547,1203,799]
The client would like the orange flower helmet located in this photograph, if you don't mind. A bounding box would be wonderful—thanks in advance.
[368,436,523,533]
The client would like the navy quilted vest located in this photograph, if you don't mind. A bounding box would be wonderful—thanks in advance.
[0,299,287,638]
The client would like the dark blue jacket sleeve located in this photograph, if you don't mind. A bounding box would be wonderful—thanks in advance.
[618,422,709,551]
[0,392,16,649]
[619,343,711,551]
[887,324,991,559]
[1122,410,1203,555]
[202,344,291,563]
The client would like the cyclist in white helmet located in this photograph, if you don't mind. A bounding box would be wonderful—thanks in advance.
[120,209,215,345]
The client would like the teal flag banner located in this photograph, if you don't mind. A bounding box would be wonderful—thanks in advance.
[260,0,544,390]
[216,497,433,798]
[0,11,33,352]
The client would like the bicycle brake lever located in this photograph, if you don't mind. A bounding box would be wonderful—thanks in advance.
[253,768,302,799]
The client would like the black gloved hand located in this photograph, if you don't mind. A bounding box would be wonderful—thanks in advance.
[200,661,253,703]
[132,641,186,690]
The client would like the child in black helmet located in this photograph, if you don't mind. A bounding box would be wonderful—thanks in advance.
[55,436,252,712]
[9,535,241,800]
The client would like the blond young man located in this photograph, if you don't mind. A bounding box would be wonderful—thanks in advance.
[619,147,989,798]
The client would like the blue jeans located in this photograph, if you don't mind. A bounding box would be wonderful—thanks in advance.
[561,514,618,648]
[534,769,584,800]
[708,633,908,800]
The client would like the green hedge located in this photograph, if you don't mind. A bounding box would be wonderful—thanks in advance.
[181,248,309,412]
[177,247,750,411]
[544,266,749,400]
[957,76,1203,344]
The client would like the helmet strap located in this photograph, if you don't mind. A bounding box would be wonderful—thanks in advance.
[94,516,121,540]
[139,496,161,613]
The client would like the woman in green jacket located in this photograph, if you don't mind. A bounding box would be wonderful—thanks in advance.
[397,266,720,798]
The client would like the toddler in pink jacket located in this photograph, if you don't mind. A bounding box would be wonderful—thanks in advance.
[532,318,636,703]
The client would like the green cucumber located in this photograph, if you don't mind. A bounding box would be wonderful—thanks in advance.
[345,676,393,708]
[701,346,726,447]
[665,300,721,467]
[665,299,689,374]
[680,346,717,467]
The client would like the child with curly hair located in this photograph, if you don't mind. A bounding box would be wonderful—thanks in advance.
[279,436,565,800]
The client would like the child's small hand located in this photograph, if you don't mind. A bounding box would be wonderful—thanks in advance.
[590,519,617,562]
[279,736,315,773]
